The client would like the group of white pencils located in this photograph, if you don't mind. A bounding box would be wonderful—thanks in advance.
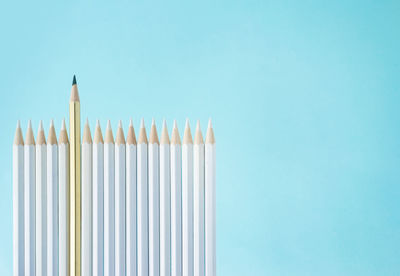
[13,117,216,276]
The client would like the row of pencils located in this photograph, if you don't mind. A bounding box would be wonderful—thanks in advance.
[13,117,216,276]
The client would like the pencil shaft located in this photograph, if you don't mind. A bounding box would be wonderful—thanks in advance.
[182,143,194,276]
[13,144,24,276]
[36,143,47,276]
[47,143,58,275]
[70,101,81,276]
[205,143,216,276]
[160,144,171,276]
[104,143,115,276]
[171,143,182,276]
[149,142,160,276]
[194,143,205,276]
[24,144,35,276]
[137,143,148,276]
[93,142,104,276]
[82,142,92,276]
[115,143,126,276]
[126,144,137,276]
[59,142,69,276]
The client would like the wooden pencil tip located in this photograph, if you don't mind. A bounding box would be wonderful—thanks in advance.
[72,75,77,86]
[70,80,80,102]
[127,122,137,145]
[39,120,43,131]
[118,120,122,128]
[86,118,89,126]
[107,120,111,130]
[37,121,46,145]
[14,121,24,145]
[171,122,181,145]
[152,118,155,126]
[129,118,133,127]
[28,119,32,129]
[48,120,57,145]
[183,120,193,144]
[160,119,170,145]
[83,121,93,144]
[50,119,54,128]
[208,118,212,129]
[116,121,126,145]
[162,119,167,130]
[149,120,159,144]
[140,118,145,129]
[194,121,204,145]
[206,119,215,144]
[61,119,66,130]
[94,121,104,144]
[173,120,178,129]
[105,122,114,144]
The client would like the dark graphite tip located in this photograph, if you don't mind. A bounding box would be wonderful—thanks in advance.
[72,75,77,86]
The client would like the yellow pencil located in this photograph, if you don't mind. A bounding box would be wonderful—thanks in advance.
[69,75,81,276]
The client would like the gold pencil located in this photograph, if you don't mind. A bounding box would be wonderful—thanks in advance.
[69,75,81,276]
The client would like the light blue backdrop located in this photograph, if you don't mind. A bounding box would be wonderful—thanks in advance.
[1,1,399,275]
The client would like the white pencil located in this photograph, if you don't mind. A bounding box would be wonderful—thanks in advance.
[93,120,104,276]
[13,121,24,276]
[205,120,216,276]
[193,121,205,276]
[36,120,47,276]
[149,119,160,276]
[160,120,171,276]
[126,119,137,276]
[182,119,194,276]
[170,120,182,276]
[58,119,69,276]
[115,121,126,276]
[104,120,115,276]
[47,120,58,276]
[25,120,35,276]
[82,119,93,276]
[137,118,149,276]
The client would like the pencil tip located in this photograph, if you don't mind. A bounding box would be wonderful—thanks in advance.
[140,118,145,128]
[16,120,20,129]
[185,118,190,129]
[61,118,66,130]
[162,119,167,129]
[85,118,89,126]
[152,118,155,126]
[196,120,200,131]
[107,120,111,130]
[96,119,100,127]
[28,120,32,129]
[173,120,177,129]
[118,120,122,128]
[208,118,212,129]
[50,119,54,128]
[129,118,133,127]
[72,75,77,85]
[39,120,43,130]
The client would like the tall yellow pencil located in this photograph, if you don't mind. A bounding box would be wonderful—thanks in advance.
[70,75,81,276]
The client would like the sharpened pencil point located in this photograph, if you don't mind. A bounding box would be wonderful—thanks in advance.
[14,120,24,145]
[185,118,190,129]
[28,120,32,129]
[173,120,177,129]
[162,119,167,130]
[196,120,200,131]
[152,118,155,126]
[86,118,89,126]
[161,119,170,144]
[183,119,193,144]
[118,120,122,128]
[129,118,133,127]
[208,118,212,129]
[72,75,77,85]
[107,120,111,130]
[96,119,100,127]
[140,118,145,128]
[61,119,66,130]
[16,120,21,129]
[39,120,43,131]
[50,119,54,128]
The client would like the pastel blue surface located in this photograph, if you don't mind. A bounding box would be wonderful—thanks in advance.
[1,1,400,275]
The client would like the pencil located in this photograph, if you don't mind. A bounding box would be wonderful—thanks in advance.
[13,120,24,276]
[104,120,115,276]
[205,119,216,276]
[115,121,126,276]
[149,119,160,276]
[193,121,205,276]
[160,119,171,276]
[82,119,93,276]
[69,75,81,276]
[36,120,47,276]
[137,118,149,276]
[24,120,35,276]
[171,120,182,276]
[93,120,104,276]
[59,119,69,276]
[182,119,194,276]
[47,120,58,276]
[126,119,137,276]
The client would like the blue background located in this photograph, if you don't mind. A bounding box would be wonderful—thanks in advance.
[1,1,400,275]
